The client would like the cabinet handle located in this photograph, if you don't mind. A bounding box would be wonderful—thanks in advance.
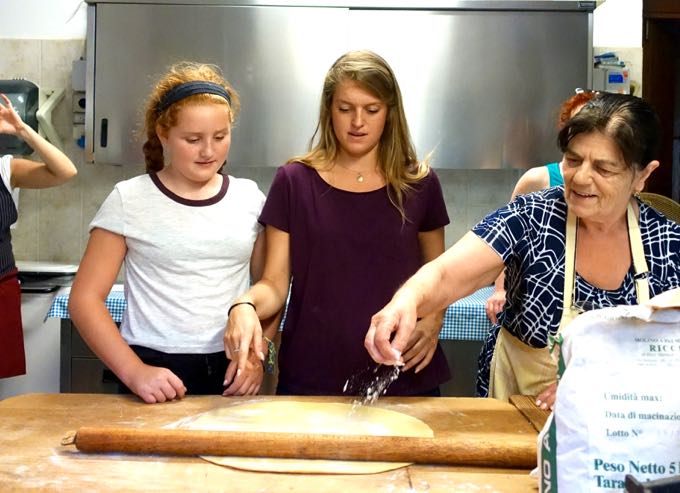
[102,369,117,384]
[100,118,108,148]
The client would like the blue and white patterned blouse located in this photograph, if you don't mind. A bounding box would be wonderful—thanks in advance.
[472,186,680,396]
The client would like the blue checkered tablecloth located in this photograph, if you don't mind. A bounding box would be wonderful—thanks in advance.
[440,286,494,341]
[46,287,127,322]
[47,286,495,342]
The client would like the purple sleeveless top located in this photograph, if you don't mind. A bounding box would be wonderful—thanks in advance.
[260,162,451,395]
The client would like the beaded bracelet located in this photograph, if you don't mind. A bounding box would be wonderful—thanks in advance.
[263,335,276,374]
[227,301,256,317]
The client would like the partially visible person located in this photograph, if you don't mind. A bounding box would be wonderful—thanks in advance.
[225,50,451,396]
[0,94,77,379]
[485,90,597,324]
[366,93,680,411]
[69,62,270,403]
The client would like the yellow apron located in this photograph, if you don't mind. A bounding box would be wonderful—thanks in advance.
[488,202,650,401]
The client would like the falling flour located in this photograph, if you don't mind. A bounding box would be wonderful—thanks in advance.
[344,364,401,412]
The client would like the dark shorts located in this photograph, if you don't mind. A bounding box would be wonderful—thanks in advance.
[116,346,230,396]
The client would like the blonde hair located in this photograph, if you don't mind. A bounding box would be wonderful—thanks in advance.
[290,50,430,218]
[142,62,240,173]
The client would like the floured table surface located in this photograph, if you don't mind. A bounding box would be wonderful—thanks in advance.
[0,393,540,492]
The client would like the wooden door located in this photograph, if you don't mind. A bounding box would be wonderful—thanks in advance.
[642,0,680,199]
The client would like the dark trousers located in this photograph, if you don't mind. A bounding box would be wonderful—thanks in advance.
[0,269,26,378]
[117,345,230,395]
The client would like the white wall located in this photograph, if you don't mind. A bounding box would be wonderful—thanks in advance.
[594,0,643,47]
[593,0,643,94]
[2,0,642,45]
[2,0,86,39]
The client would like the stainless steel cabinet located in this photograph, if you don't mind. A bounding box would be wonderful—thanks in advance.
[86,1,592,168]
[88,4,348,167]
[346,9,589,169]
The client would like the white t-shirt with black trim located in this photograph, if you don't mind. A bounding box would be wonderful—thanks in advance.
[90,172,265,354]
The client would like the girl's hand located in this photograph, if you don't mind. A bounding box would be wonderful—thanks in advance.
[401,315,442,373]
[222,350,264,396]
[224,302,264,375]
[485,289,506,324]
[125,363,187,404]
[536,382,557,411]
[0,94,26,136]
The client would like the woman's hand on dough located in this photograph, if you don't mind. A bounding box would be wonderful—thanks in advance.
[126,364,187,404]
[401,315,441,373]
[223,352,263,396]
[536,382,557,411]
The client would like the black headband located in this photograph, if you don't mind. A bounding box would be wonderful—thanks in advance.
[157,81,232,114]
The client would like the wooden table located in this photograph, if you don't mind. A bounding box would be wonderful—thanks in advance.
[0,394,541,492]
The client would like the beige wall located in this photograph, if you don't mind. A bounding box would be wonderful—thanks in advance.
[1,39,135,264]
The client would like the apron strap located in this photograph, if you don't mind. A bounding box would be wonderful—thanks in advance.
[627,202,650,303]
[561,201,650,334]
[563,209,578,319]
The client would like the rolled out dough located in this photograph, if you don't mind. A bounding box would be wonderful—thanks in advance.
[181,400,433,474]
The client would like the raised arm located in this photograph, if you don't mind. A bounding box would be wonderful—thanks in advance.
[365,231,505,365]
[0,94,77,189]
[68,228,186,403]
[224,224,291,375]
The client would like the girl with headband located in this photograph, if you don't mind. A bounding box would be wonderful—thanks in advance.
[69,62,272,403]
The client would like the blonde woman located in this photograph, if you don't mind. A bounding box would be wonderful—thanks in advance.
[226,50,451,396]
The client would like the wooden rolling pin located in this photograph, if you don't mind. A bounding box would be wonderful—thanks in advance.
[64,427,536,468]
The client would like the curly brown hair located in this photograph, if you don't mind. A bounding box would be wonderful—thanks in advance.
[142,62,240,173]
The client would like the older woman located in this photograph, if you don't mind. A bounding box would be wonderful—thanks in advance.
[485,89,597,324]
[365,93,680,409]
